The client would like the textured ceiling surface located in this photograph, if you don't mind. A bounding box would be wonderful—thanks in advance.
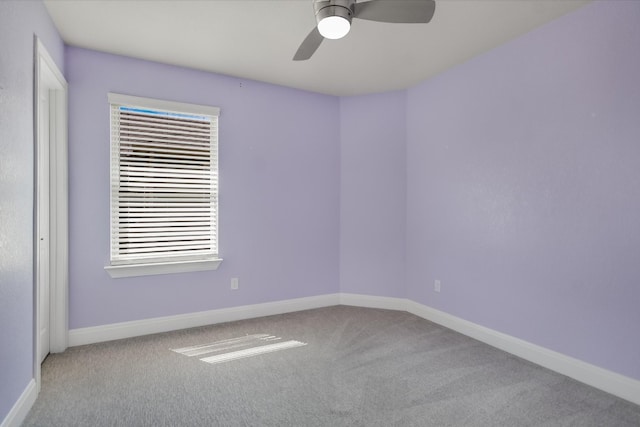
[44,0,590,96]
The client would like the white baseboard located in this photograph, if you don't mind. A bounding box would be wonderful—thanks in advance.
[69,293,340,347]
[405,300,640,407]
[339,293,407,311]
[1,379,37,427]
[67,292,640,407]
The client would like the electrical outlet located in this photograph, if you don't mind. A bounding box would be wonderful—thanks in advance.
[231,277,239,290]
[434,280,441,293]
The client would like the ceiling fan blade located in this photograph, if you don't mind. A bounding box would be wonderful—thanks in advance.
[293,27,324,61]
[353,0,436,23]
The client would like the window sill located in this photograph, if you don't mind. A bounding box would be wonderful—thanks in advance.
[104,258,223,278]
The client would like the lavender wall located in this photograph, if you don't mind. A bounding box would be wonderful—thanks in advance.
[339,93,406,297]
[406,1,640,380]
[66,47,340,329]
[4,5,636,423]
[0,0,64,420]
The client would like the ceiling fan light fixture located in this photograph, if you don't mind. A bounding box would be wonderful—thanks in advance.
[315,3,353,40]
[318,15,351,39]
[295,0,435,61]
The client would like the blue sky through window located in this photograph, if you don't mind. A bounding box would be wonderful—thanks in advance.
[120,106,210,122]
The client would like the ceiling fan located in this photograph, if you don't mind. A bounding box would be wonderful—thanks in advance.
[293,0,436,61]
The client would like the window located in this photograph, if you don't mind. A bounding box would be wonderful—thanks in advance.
[105,93,221,278]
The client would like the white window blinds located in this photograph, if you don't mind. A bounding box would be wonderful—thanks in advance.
[109,93,219,266]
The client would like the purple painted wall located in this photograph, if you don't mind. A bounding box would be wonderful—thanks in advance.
[406,1,640,380]
[340,93,406,297]
[0,0,64,420]
[66,47,340,329]
[3,3,637,421]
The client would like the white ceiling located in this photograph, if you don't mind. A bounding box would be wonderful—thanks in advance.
[44,0,590,97]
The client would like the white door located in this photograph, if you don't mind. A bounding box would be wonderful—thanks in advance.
[37,86,51,363]
[34,39,69,391]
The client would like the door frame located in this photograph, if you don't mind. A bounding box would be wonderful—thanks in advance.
[34,37,68,391]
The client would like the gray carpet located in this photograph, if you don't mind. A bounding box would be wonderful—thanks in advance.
[24,306,640,426]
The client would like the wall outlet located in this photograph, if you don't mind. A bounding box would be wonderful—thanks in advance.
[231,277,239,290]
[434,279,441,293]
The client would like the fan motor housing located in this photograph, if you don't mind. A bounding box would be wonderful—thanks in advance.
[314,0,355,25]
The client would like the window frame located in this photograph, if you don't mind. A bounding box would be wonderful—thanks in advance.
[104,93,222,278]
